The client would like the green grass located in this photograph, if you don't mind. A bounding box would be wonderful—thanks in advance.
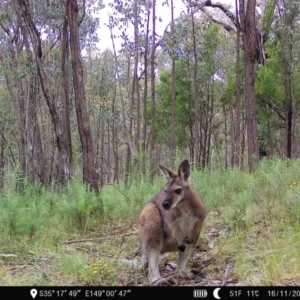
[0,158,300,285]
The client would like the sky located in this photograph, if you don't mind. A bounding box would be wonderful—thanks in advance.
[95,0,235,51]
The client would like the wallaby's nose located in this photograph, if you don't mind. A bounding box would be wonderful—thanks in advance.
[162,200,171,210]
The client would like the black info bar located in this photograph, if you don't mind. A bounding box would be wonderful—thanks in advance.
[1,286,299,300]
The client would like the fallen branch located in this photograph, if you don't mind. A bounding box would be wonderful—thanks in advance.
[0,254,18,258]
[152,270,195,286]
[63,231,137,245]
[74,246,93,254]
[8,264,31,270]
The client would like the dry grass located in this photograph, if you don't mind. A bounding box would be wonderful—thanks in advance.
[1,208,299,286]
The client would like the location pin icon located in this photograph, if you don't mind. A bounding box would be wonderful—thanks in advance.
[30,289,38,299]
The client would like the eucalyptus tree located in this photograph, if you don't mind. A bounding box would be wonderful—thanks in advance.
[149,0,156,181]
[278,0,299,158]
[240,0,259,171]
[232,0,242,168]
[85,48,120,185]
[185,0,276,171]
[0,0,102,191]
[108,0,160,181]
[190,7,201,168]
[0,70,15,188]
[108,17,136,185]
[0,0,47,184]
[155,61,192,149]
[160,10,233,169]
[133,0,141,152]
[15,0,73,185]
[169,0,176,158]
[142,1,151,161]
[108,0,140,182]
[61,2,72,166]
[256,0,300,158]
[108,15,136,159]
[66,0,99,193]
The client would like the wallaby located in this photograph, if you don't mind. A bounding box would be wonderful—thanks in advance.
[138,159,206,283]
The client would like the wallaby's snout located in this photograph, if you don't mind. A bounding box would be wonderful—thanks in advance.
[162,199,171,210]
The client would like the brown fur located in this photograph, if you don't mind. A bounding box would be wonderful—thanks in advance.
[138,160,206,283]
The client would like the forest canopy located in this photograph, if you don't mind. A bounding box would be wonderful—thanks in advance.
[0,0,299,191]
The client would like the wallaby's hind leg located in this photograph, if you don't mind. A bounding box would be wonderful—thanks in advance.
[148,250,161,283]
[138,202,163,283]
[139,245,148,269]
[139,243,161,283]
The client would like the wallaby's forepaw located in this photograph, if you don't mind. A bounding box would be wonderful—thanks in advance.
[178,244,186,252]
[185,236,195,244]
[185,237,192,244]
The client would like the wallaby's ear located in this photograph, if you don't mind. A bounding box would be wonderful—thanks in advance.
[178,159,190,182]
[159,165,175,181]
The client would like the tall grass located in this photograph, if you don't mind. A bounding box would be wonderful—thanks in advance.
[0,158,300,285]
[195,158,300,285]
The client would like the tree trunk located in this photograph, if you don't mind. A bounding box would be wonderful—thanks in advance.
[126,53,133,187]
[193,0,259,171]
[20,0,72,184]
[112,81,119,183]
[170,0,176,158]
[233,0,242,168]
[284,69,292,159]
[100,105,105,186]
[186,51,194,162]
[0,49,26,179]
[191,9,200,169]
[26,74,45,183]
[150,0,156,182]
[67,0,99,193]
[282,1,294,159]
[240,0,259,172]
[61,10,73,165]
[142,5,150,173]
[223,105,228,170]
[133,0,141,152]
[108,16,136,156]
[21,24,45,183]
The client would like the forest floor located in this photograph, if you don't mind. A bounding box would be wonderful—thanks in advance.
[1,159,300,286]
[1,210,299,287]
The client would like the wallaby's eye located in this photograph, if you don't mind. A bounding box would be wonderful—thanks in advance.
[175,189,182,195]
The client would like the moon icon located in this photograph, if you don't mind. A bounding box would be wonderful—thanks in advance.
[213,288,221,299]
